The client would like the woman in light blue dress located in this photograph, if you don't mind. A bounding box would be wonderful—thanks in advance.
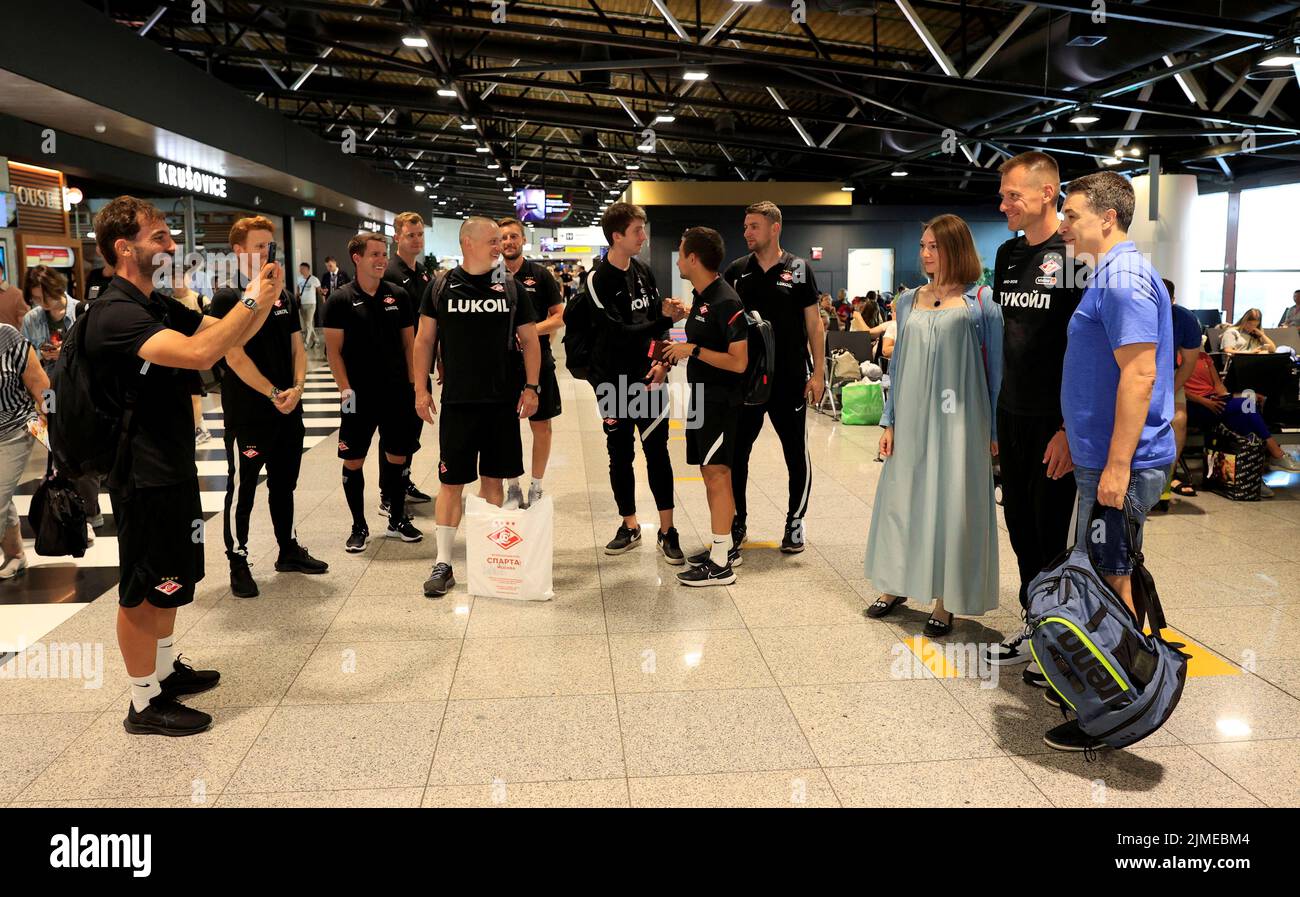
[863,214,1003,637]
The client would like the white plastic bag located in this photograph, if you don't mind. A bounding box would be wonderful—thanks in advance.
[465,493,555,601]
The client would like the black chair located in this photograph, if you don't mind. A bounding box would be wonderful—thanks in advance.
[1224,352,1300,428]
[1191,309,1223,328]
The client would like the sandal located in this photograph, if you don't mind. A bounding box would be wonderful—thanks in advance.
[865,595,906,619]
[1171,480,1197,497]
[924,611,954,637]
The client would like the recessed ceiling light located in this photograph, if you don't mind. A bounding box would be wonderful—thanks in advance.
[414,185,425,193]
[460,122,477,131]
[93,122,107,134]
[402,36,429,48]
[626,163,640,170]
[502,186,511,191]
[437,86,457,97]
[475,146,491,153]
[487,163,500,170]
[889,170,907,178]
[1101,155,1123,166]
[683,70,708,81]
[438,200,447,205]
[653,114,676,124]
[496,176,507,182]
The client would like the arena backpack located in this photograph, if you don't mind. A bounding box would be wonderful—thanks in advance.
[562,275,604,384]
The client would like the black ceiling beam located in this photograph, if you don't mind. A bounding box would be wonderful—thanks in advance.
[996,0,1287,40]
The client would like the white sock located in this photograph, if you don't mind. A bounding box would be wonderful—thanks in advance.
[507,477,520,491]
[130,673,161,712]
[436,525,456,567]
[710,533,730,567]
[155,636,175,679]
[530,477,543,493]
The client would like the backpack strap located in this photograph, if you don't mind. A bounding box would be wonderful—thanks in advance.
[973,285,991,383]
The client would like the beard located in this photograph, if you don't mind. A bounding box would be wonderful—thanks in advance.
[502,246,521,261]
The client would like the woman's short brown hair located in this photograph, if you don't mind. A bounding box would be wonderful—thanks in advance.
[23,265,67,306]
[921,213,983,286]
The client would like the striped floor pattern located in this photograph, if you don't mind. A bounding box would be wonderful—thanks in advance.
[0,366,341,656]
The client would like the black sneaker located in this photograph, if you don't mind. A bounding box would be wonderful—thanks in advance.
[379,497,390,518]
[657,527,685,565]
[123,695,213,737]
[275,542,329,574]
[780,518,806,554]
[731,516,747,550]
[229,552,258,598]
[1023,661,1048,688]
[405,481,433,504]
[1044,688,1065,712]
[345,525,370,553]
[424,562,455,597]
[385,516,424,542]
[604,524,642,555]
[676,559,736,587]
[1043,719,1107,753]
[687,546,743,568]
[984,632,1033,666]
[158,655,221,700]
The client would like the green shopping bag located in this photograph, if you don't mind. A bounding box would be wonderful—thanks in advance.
[840,381,883,426]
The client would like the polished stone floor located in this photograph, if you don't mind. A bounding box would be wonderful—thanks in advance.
[2,364,1299,808]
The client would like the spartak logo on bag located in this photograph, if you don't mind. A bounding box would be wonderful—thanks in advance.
[487,524,523,551]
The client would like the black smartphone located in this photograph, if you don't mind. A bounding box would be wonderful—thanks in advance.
[266,241,277,265]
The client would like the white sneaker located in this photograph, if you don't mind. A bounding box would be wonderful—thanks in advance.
[983,632,1033,666]
[85,522,95,545]
[0,554,27,579]
[195,427,211,446]
[526,483,543,508]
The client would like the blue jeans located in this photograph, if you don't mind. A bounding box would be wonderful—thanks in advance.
[1073,465,1166,577]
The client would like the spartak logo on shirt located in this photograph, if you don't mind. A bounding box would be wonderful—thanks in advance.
[522,277,536,287]
[780,270,794,282]
[490,282,506,292]
[698,304,709,315]
[487,524,523,551]
[1039,255,1063,275]
[383,295,397,305]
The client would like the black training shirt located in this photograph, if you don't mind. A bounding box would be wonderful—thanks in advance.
[510,258,562,368]
[322,279,414,391]
[83,276,205,489]
[993,233,1084,417]
[385,255,431,328]
[685,276,747,400]
[588,256,669,382]
[723,250,819,381]
[420,266,537,405]
[210,273,301,431]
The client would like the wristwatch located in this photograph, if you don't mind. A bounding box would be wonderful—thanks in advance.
[691,344,702,358]
[241,294,259,311]
[524,383,541,395]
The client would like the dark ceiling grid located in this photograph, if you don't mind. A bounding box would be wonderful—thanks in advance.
[89,0,1300,221]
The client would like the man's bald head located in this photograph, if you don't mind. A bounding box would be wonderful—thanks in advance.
[459,215,502,273]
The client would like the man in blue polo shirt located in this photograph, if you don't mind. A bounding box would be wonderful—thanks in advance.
[1051,171,1174,752]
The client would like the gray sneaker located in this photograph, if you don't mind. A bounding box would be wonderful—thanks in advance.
[504,482,524,510]
[424,562,455,598]
[526,482,543,508]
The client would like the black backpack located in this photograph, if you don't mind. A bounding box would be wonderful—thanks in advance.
[741,310,776,406]
[29,460,89,558]
[47,297,140,487]
[562,281,603,384]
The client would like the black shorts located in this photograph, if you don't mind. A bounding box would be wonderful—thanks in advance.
[530,365,562,422]
[438,402,524,485]
[686,393,742,468]
[337,384,419,460]
[109,480,205,609]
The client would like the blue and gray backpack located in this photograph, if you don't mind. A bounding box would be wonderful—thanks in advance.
[1027,502,1190,750]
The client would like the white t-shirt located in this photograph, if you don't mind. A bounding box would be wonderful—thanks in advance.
[297,275,320,304]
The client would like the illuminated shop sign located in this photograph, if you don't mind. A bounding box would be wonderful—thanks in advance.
[156,161,228,198]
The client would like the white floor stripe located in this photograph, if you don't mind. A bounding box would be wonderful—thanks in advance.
[0,605,86,655]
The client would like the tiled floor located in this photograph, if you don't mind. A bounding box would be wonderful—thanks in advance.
[3,362,1300,808]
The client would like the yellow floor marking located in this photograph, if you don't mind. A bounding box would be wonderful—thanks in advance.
[670,435,685,441]
[669,419,684,430]
[674,476,703,482]
[1149,627,1242,678]
[740,541,779,549]
[900,635,958,678]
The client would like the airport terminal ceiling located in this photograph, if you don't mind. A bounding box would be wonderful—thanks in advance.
[92,0,1300,221]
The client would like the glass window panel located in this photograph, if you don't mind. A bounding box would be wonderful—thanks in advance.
[1237,182,1300,271]
[1195,271,1224,312]
[1191,190,1228,273]
[1233,271,1300,327]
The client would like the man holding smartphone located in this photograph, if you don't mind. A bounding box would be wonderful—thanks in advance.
[211,217,328,598]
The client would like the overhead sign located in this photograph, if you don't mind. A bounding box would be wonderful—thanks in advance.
[13,183,61,210]
[301,207,317,218]
[156,161,228,199]
[25,244,74,268]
